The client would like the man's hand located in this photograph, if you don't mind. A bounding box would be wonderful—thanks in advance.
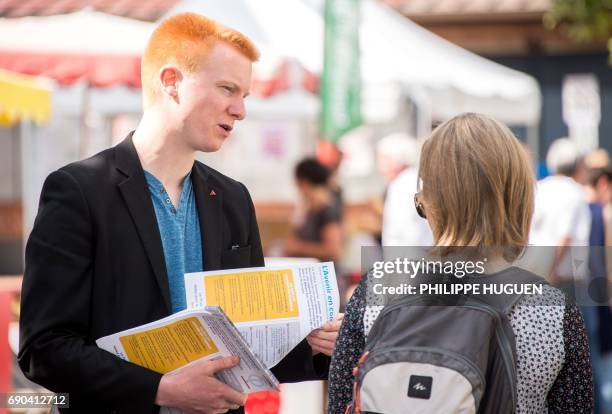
[306,313,344,357]
[155,356,246,414]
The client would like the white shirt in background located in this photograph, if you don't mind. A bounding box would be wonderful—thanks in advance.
[529,175,591,281]
[382,167,433,247]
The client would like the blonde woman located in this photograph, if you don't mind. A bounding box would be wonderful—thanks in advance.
[328,113,593,414]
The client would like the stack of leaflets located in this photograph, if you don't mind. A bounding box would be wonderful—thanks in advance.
[97,262,340,413]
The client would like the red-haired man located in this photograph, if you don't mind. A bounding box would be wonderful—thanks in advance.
[19,13,339,414]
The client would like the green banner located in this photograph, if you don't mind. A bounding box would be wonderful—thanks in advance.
[320,0,362,143]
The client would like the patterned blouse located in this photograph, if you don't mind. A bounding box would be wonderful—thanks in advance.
[328,275,594,414]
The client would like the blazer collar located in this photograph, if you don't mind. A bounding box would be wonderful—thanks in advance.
[114,133,172,313]
[192,162,223,271]
[113,133,226,312]
[114,131,141,178]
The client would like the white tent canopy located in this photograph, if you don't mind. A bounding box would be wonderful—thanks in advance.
[0,9,155,55]
[164,0,541,127]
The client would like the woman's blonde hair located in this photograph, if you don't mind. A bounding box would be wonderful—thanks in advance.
[418,113,535,261]
[141,12,260,107]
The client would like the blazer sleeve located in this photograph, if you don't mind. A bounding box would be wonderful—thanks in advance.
[18,169,162,412]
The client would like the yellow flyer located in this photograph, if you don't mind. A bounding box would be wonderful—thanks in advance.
[96,306,279,399]
[202,269,299,323]
[184,262,340,368]
[119,317,218,373]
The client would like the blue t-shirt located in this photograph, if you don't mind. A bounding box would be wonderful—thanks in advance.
[145,171,203,313]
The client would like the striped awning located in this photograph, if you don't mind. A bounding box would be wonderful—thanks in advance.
[0,69,51,126]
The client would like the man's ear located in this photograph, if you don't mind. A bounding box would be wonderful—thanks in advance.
[159,66,182,99]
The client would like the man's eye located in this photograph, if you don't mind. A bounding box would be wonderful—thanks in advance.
[222,86,233,93]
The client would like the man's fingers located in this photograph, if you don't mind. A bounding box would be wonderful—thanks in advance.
[308,317,341,356]
[210,385,246,412]
[191,357,246,406]
[309,341,334,356]
[310,340,334,352]
[307,335,335,352]
[220,383,247,406]
[308,338,335,349]
[322,319,343,331]
[219,401,241,412]
[308,330,338,342]
[308,330,337,344]
[205,356,241,375]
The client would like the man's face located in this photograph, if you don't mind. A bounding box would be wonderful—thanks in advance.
[174,42,252,153]
[377,153,406,185]
[596,175,611,204]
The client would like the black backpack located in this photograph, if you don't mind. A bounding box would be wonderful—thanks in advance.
[347,268,547,414]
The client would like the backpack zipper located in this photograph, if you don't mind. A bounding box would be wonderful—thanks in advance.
[359,345,487,393]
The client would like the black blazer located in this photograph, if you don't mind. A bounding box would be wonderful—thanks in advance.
[19,135,327,413]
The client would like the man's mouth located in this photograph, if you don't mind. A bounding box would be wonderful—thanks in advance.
[219,124,232,132]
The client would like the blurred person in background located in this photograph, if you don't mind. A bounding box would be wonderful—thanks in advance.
[377,132,417,190]
[584,162,612,296]
[284,157,343,264]
[584,158,612,414]
[322,146,344,217]
[381,133,433,247]
[356,132,421,246]
[585,149,612,267]
[585,148,611,171]
[346,133,422,288]
[530,138,591,289]
[530,138,595,412]
[283,157,346,300]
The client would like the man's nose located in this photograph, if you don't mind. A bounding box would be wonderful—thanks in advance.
[228,98,246,120]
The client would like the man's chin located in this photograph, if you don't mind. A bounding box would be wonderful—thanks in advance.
[196,137,226,153]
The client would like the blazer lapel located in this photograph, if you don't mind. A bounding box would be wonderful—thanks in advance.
[192,164,223,271]
[114,135,172,313]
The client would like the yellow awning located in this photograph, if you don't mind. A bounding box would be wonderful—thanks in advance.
[0,69,52,126]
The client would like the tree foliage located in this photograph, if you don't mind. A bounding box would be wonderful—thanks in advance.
[545,0,612,61]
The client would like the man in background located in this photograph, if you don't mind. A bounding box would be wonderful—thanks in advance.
[381,133,432,247]
[530,138,591,287]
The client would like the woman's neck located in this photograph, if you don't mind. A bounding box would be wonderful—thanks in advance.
[483,255,511,274]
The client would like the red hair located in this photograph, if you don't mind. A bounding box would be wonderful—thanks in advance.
[141,12,259,105]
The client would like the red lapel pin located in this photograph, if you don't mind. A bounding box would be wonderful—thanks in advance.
[209,190,217,196]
